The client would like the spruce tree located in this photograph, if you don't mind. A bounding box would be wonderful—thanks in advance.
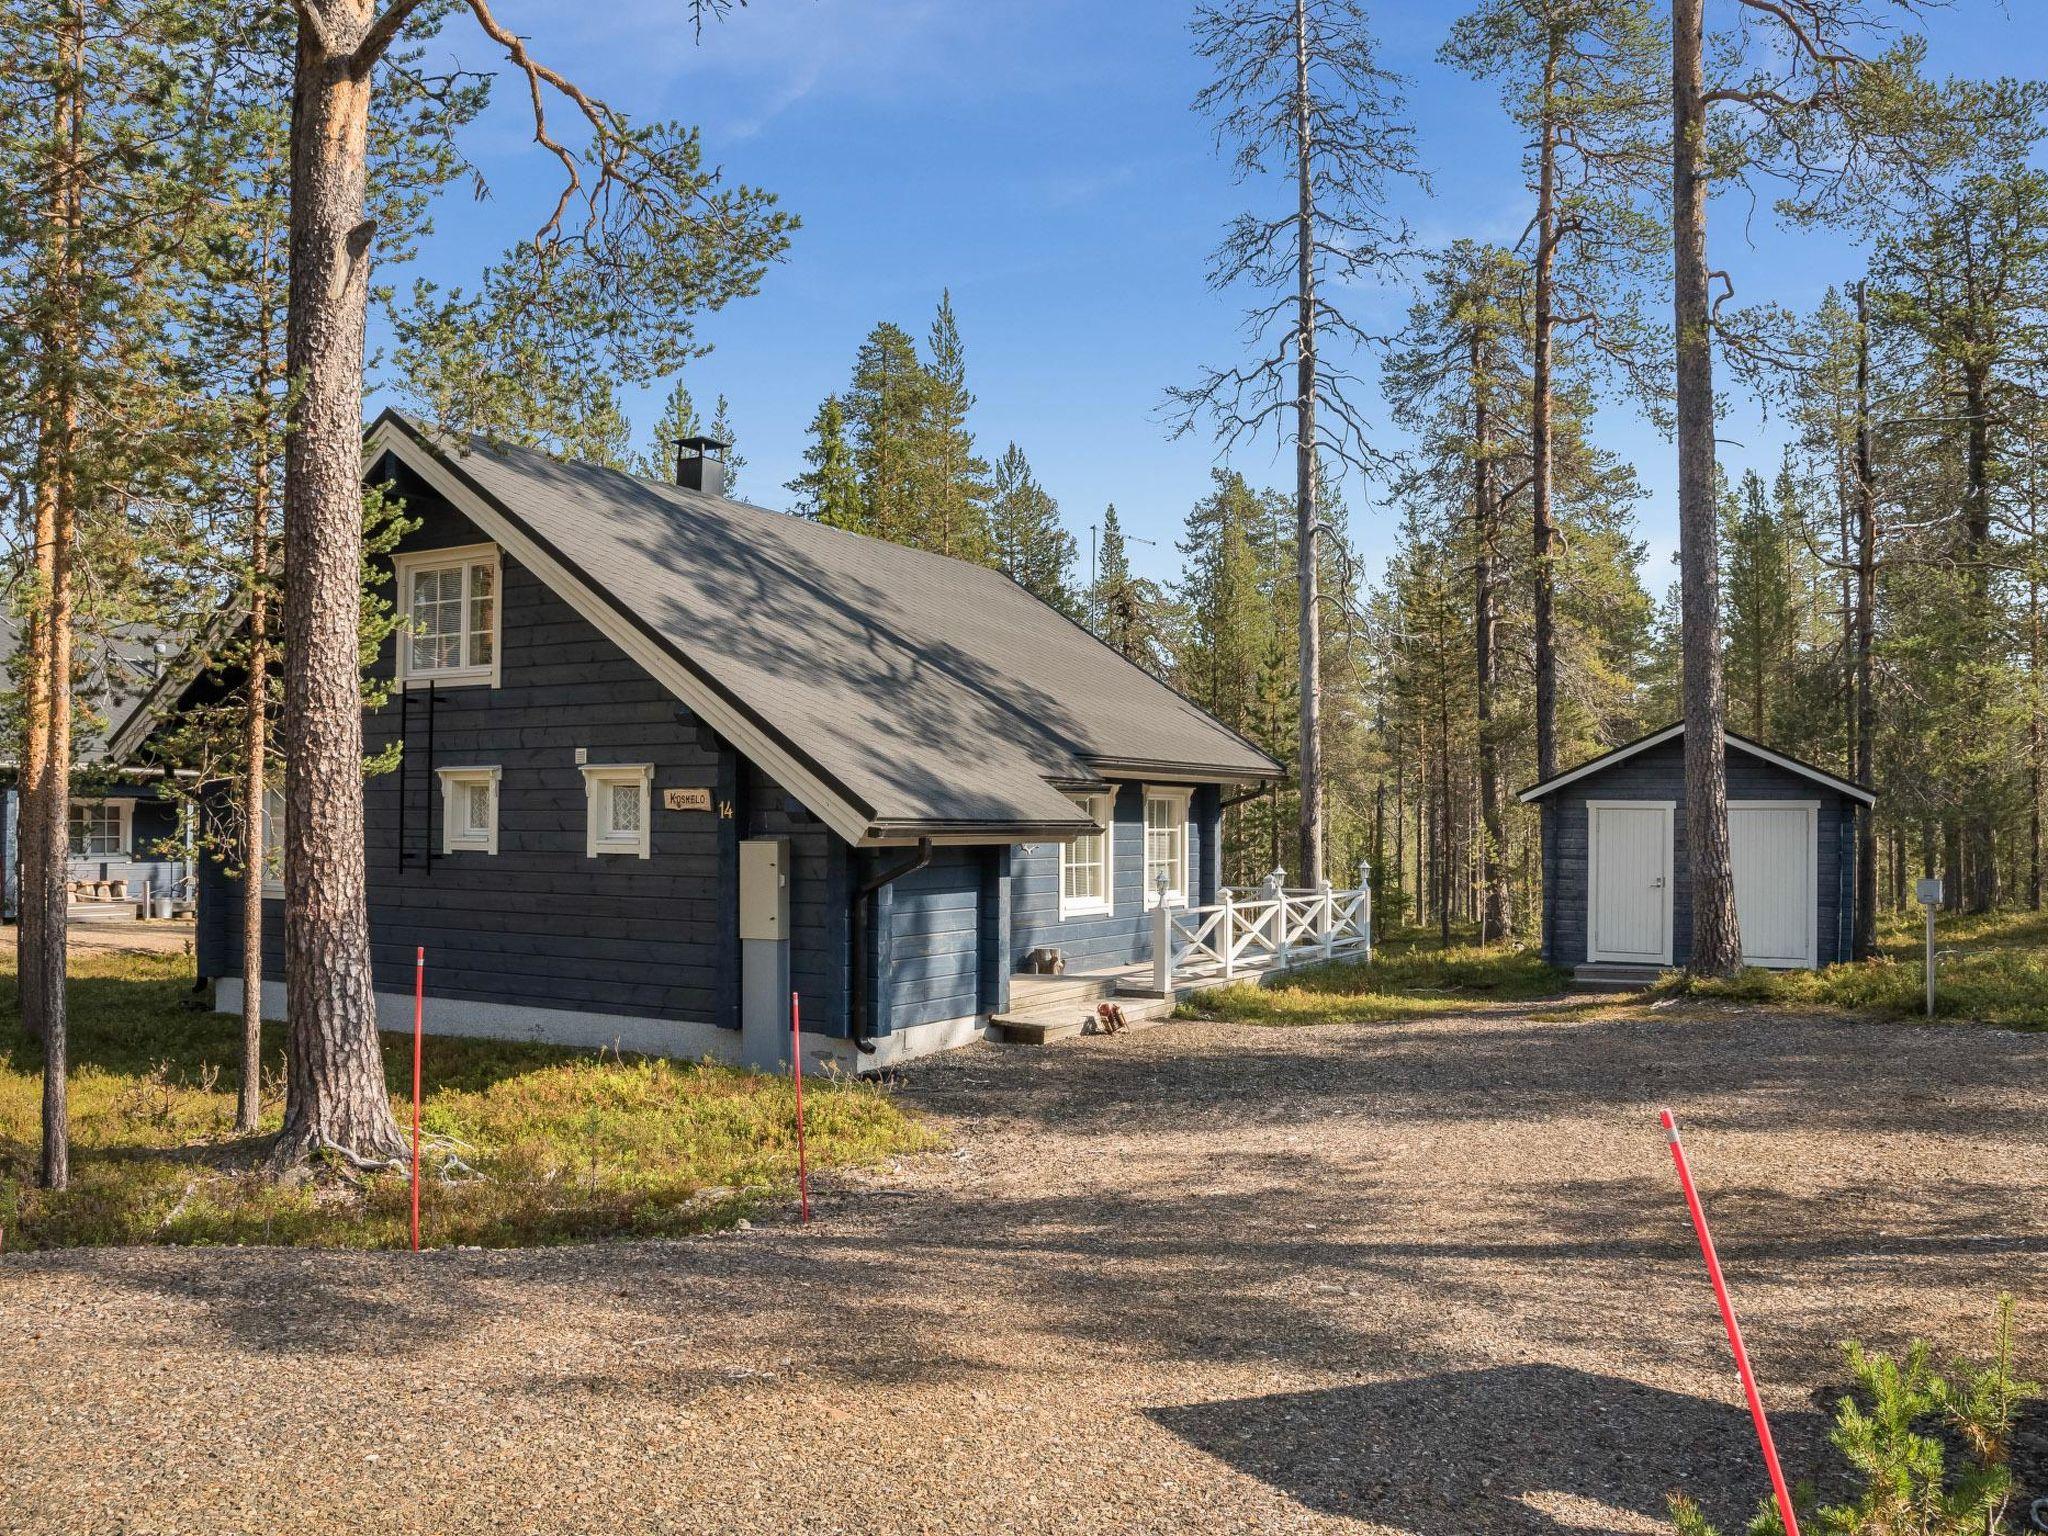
[986,443,1079,618]
[920,291,990,560]
[788,395,865,531]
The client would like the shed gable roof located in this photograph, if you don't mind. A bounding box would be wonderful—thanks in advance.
[366,412,1279,845]
[1515,723,1876,806]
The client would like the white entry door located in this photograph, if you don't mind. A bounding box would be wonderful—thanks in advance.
[1729,802,1818,968]
[1587,802,1673,964]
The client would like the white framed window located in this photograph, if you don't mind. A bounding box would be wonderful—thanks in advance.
[68,798,132,857]
[395,542,500,688]
[1059,790,1114,918]
[259,786,285,897]
[1143,786,1191,909]
[436,766,501,855]
[582,763,653,859]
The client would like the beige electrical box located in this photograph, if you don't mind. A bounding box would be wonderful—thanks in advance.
[740,838,791,942]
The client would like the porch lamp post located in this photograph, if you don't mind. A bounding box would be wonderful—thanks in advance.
[1150,867,1175,995]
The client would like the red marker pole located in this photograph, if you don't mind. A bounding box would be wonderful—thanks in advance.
[1661,1110,1800,1536]
[790,991,810,1224]
[411,948,425,1253]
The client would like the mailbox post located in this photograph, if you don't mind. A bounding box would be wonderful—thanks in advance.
[1915,877,1942,1019]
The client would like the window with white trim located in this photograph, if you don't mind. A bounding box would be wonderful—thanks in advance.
[396,543,499,686]
[582,763,653,858]
[436,766,501,855]
[68,799,132,857]
[260,786,285,896]
[1059,790,1113,918]
[1144,787,1191,909]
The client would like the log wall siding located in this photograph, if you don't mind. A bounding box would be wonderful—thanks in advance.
[198,473,856,1037]
[1009,781,1217,974]
[1539,737,1857,968]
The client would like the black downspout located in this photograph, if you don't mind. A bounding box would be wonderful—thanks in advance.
[850,837,932,1055]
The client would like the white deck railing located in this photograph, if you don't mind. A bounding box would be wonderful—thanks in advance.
[1152,864,1373,993]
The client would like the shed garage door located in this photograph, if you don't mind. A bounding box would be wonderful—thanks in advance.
[1729,802,1817,969]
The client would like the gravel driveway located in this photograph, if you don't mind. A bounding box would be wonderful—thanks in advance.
[4,1002,2043,1535]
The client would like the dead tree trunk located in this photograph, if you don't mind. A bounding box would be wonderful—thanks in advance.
[1852,281,1880,956]
[274,10,405,1167]
[1673,0,1741,976]
[1292,0,1325,888]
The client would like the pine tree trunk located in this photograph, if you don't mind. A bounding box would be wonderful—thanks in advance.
[1531,34,1562,787]
[240,452,271,1135]
[1472,332,1510,944]
[18,478,53,1046]
[1852,281,1879,957]
[1292,0,1324,888]
[274,8,406,1167]
[1960,360,1998,913]
[1673,0,1741,976]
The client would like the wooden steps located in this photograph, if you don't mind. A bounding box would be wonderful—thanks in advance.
[988,974,1178,1046]
[1571,963,1666,994]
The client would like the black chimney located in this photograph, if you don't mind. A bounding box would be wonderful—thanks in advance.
[673,434,729,497]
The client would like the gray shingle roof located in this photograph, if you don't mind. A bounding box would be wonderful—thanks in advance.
[376,412,1279,839]
[0,615,180,768]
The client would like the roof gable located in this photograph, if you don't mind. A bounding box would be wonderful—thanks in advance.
[366,413,1279,844]
[1515,723,1875,806]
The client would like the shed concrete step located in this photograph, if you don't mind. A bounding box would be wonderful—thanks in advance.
[1571,963,1666,993]
[987,994,1178,1046]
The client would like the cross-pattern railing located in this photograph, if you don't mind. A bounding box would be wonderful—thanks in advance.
[1152,863,1373,993]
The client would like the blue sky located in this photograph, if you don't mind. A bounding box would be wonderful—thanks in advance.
[378,0,2048,594]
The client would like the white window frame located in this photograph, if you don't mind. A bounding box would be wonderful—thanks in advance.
[259,786,286,897]
[67,798,133,858]
[394,542,501,689]
[1058,790,1114,919]
[1143,786,1192,910]
[582,763,654,859]
[436,766,502,855]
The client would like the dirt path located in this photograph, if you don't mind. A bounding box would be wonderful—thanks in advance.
[3,1003,2043,1535]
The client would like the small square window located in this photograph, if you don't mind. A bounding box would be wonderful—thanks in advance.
[437,767,500,855]
[68,799,131,858]
[582,763,653,859]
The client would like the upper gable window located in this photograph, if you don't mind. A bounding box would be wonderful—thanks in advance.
[396,543,500,687]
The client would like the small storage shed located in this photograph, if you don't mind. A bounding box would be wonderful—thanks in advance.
[1518,724,1875,975]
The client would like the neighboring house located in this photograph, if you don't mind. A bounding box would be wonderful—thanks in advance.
[197,413,1280,1068]
[1518,723,1875,978]
[0,618,199,920]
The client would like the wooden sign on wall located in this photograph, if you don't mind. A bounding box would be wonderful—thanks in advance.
[662,787,712,812]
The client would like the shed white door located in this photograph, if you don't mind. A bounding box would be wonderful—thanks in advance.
[1729,802,1818,968]
[1587,802,1673,964]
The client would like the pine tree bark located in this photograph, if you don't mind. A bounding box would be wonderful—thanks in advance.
[1471,330,1510,943]
[18,478,53,1046]
[274,7,406,1167]
[1852,281,1879,957]
[1673,0,1741,976]
[1292,0,1325,888]
[1960,355,1998,913]
[240,449,271,1135]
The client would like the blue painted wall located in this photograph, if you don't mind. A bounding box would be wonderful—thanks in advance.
[1009,780,1216,973]
[1539,736,1859,968]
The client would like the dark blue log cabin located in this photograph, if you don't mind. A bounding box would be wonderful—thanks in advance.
[195,413,1279,1069]
[1518,725,1875,976]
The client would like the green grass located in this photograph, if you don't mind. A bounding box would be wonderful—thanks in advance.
[1669,907,2048,1030]
[1179,930,1573,1027]
[0,948,940,1250]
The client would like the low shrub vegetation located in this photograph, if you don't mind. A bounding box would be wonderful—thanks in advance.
[1668,909,2048,1030]
[1180,933,1573,1026]
[0,947,939,1250]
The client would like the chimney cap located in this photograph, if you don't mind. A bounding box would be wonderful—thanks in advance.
[674,434,729,458]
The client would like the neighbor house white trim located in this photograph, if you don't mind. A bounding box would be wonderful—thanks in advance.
[1728,799,1820,969]
[582,762,653,858]
[67,797,133,858]
[436,765,501,855]
[365,420,889,846]
[393,541,501,690]
[1518,723,1875,805]
[1585,799,1675,966]
[1142,784,1192,909]
[1059,788,1115,919]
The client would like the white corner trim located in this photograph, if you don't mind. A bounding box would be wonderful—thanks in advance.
[582,762,654,859]
[1058,788,1114,919]
[392,541,502,691]
[1142,784,1193,910]
[436,765,501,856]
[365,420,878,845]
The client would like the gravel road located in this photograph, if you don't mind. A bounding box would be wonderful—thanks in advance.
[4,1001,2043,1535]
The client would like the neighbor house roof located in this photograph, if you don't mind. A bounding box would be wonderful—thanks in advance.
[365,411,1280,847]
[1515,722,1876,806]
[0,615,201,772]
